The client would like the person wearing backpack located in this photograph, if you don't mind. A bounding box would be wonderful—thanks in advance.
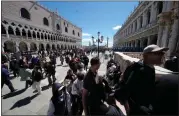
[47,83,71,116]
[114,44,169,115]
[32,65,43,94]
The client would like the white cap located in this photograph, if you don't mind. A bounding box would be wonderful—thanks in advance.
[143,44,169,54]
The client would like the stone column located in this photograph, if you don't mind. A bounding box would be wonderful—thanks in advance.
[158,12,172,47]
[140,38,144,48]
[2,44,4,52]
[147,36,152,45]
[142,11,147,27]
[133,22,135,33]
[137,17,140,30]
[6,27,9,38]
[167,3,179,57]
[150,2,157,23]
[27,43,30,51]
[13,28,16,36]
[15,42,19,52]
[25,30,28,39]
[20,29,22,36]
[135,40,138,47]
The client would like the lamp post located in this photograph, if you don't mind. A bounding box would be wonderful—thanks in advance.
[91,32,104,57]
[107,37,109,48]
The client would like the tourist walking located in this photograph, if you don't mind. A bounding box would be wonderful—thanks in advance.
[2,63,16,93]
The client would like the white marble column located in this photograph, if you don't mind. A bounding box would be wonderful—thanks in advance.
[2,45,4,52]
[25,30,28,39]
[133,22,135,33]
[147,36,152,45]
[6,28,9,38]
[13,28,16,36]
[27,43,30,51]
[15,42,19,52]
[167,3,179,57]
[150,2,157,23]
[142,11,147,27]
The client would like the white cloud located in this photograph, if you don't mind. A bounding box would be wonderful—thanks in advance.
[82,33,91,37]
[82,38,92,46]
[113,25,122,30]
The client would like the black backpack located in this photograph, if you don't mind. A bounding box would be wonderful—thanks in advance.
[115,62,153,115]
[32,68,43,82]
[51,84,69,116]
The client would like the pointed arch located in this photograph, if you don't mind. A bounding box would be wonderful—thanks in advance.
[22,29,26,37]
[8,26,14,35]
[15,27,20,36]
[28,30,32,38]
[2,25,6,34]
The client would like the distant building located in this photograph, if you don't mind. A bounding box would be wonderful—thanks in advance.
[2,1,82,53]
[113,1,179,57]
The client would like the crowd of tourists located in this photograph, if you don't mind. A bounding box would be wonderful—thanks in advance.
[1,44,178,116]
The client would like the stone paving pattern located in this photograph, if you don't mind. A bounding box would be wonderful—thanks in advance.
[2,53,126,115]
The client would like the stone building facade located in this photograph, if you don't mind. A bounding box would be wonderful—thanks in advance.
[1,1,82,53]
[113,1,179,57]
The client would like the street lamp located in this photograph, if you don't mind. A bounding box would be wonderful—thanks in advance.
[91,32,104,57]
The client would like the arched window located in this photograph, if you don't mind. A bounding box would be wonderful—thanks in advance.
[2,20,8,24]
[8,26,14,35]
[51,35,53,40]
[16,28,20,36]
[20,8,30,20]
[41,33,44,39]
[28,30,31,38]
[78,32,80,37]
[65,27,68,33]
[43,17,49,26]
[45,34,47,40]
[72,30,75,35]
[56,24,60,30]
[37,32,40,39]
[22,29,26,37]
[2,25,6,34]
[33,31,36,38]
[48,35,50,40]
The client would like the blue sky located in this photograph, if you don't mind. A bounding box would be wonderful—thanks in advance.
[39,1,139,47]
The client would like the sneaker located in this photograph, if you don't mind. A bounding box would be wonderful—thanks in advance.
[33,90,38,93]
[11,89,17,93]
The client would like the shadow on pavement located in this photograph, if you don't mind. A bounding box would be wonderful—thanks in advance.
[2,88,27,99]
[56,64,62,66]
[62,65,68,67]
[10,93,39,110]
[41,85,51,91]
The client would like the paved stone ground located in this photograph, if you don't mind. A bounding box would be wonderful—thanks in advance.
[2,53,126,115]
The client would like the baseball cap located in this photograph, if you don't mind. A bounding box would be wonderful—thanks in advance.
[143,44,169,54]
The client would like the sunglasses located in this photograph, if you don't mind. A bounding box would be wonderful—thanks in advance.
[151,52,165,55]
